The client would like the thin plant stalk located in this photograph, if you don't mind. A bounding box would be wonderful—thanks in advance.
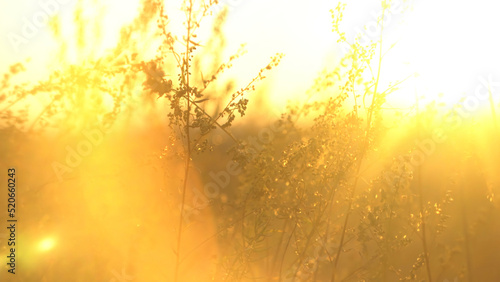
[415,89,432,282]
[331,7,386,282]
[459,162,473,282]
[174,1,194,281]
[268,219,288,280]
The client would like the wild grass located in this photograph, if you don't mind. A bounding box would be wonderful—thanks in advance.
[1,0,500,281]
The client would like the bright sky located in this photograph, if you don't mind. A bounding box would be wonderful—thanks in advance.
[2,0,499,114]
[221,0,337,111]
[380,0,500,110]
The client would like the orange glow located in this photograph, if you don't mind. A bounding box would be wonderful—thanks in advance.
[1,0,500,281]
[38,237,56,252]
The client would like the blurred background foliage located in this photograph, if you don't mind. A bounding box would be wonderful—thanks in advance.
[1,0,500,281]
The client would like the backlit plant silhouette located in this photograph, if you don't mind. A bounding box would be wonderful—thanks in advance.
[2,0,500,281]
[147,1,282,280]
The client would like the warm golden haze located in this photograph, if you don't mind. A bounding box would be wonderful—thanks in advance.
[1,0,500,281]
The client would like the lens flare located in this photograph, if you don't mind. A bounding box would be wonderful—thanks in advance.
[38,238,56,252]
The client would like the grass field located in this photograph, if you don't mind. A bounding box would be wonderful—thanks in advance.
[1,1,500,281]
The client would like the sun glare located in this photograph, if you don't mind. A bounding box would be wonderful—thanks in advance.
[38,237,56,252]
[2,0,500,281]
[380,0,500,111]
[3,0,499,115]
[221,0,340,112]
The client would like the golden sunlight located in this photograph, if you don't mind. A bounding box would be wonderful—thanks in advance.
[1,0,500,281]
[38,237,56,252]
[379,0,500,110]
